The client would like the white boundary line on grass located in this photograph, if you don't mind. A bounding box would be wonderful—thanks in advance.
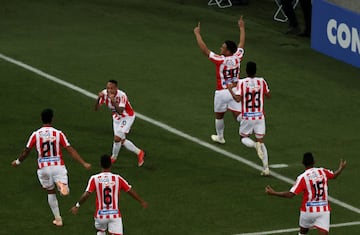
[1,53,360,217]
[234,221,360,235]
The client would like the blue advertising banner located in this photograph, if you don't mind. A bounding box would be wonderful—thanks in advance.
[311,0,360,68]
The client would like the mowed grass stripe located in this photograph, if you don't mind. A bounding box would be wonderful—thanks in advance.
[1,52,360,216]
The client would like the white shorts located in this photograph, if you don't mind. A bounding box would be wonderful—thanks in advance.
[299,211,330,232]
[214,89,242,113]
[113,115,135,139]
[37,165,68,191]
[95,217,123,235]
[240,119,266,138]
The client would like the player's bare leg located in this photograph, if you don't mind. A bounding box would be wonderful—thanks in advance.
[212,112,226,144]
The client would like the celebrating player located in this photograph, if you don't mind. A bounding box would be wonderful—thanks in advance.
[193,16,245,144]
[11,108,92,226]
[265,152,347,235]
[70,154,148,235]
[95,80,145,166]
[228,61,271,175]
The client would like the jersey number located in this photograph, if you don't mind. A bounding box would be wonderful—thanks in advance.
[103,187,112,205]
[312,180,325,199]
[245,92,261,109]
[41,141,57,157]
[223,68,239,80]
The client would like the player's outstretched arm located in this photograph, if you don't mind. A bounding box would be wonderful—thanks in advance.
[238,15,245,49]
[128,188,148,208]
[70,191,91,215]
[194,22,210,57]
[265,185,296,198]
[11,147,31,167]
[333,159,347,179]
[65,146,92,170]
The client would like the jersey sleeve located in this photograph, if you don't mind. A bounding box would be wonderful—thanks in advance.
[234,48,244,60]
[119,176,132,192]
[59,131,71,147]
[98,89,107,105]
[262,79,270,94]
[234,80,242,96]
[290,176,306,195]
[85,176,96,193]
[26,132,37,149]
[209,51,224,65]
[323,168,335,180]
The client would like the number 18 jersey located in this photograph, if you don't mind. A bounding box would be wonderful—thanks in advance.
[86,172,132,219]
[290,167,335,213]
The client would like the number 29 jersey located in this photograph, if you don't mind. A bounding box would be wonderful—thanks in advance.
[86,172,132,219]
[290,167,335,213]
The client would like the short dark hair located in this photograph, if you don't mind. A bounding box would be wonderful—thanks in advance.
[101,154,112,169]
[302,152,315,167]
[224,40,237,54]
[41,108,53,124]
[108,79,118,86]
[246,61,257,77]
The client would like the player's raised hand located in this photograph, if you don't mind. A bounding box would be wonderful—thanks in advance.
[238,15,244,29]
[194,22,201,34]
[339,159,347,169]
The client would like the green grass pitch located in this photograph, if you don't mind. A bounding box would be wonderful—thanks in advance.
[1,0,360,234]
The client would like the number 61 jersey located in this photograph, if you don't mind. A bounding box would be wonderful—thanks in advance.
[85,172,132,219]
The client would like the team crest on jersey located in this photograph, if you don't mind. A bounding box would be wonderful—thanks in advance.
[224,59,236,67]
[98,176,115,186]
[39,132,56,141]
[308,171,324,181]
[245,81,260,91]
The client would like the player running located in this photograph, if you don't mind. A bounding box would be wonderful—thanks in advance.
[70,154,148,235]
[95,80,145,166]
[265,152,347,235]
[11,108,91,226]
[194,16,245,144]
[228,61,271,175]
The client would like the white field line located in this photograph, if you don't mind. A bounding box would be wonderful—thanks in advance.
[234,221,360,235]
[1,52,360,216]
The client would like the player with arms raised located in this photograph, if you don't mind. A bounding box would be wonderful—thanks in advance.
[266,152,347,235]
[95,80,145,166]
[194,16,245,144]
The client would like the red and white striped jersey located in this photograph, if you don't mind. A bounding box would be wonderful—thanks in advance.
[290,167,335,213]
[85,172,132,219]
[235,77,270,120]
[209,48,244,90]
[98,89,135,120]
[26,125,70,169]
